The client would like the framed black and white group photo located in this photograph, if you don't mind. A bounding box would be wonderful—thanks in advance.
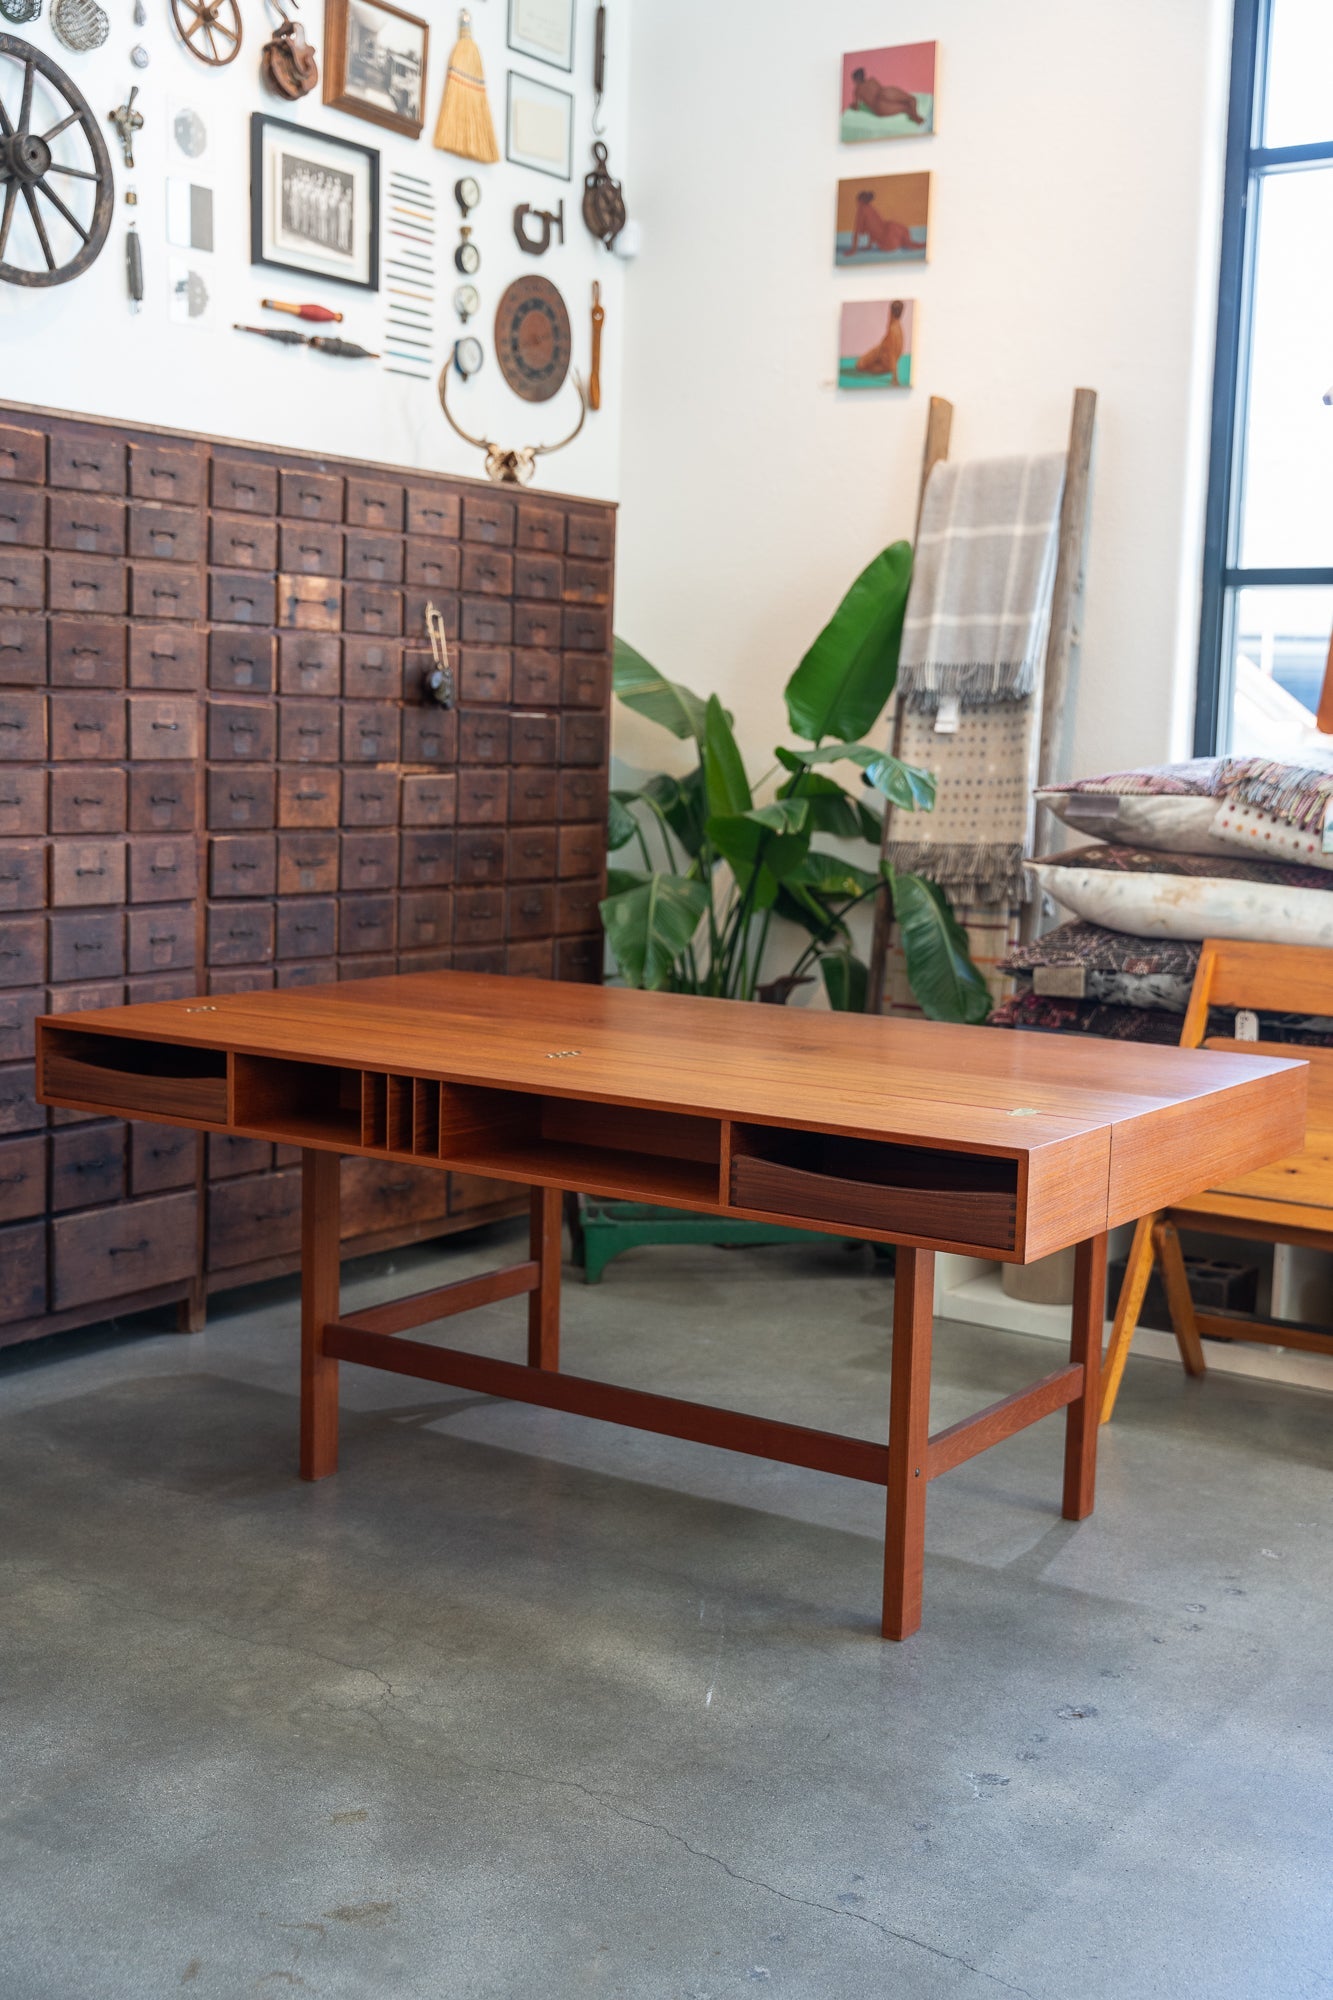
[250,114,381,291]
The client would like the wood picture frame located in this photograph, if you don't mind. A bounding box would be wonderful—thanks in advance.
[322,0,430,142]
[250,113,381,292]
[505,69,574,180]
[507,0,575,73]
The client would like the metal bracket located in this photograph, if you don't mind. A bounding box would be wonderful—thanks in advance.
[513,199,564,257]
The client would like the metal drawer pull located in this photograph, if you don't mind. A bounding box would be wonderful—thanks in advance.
[231,860,258,871]
[73,795,102,804]
[0,642,20,653]
[229,595,255,608]
[71,645,101,658]
[152,720,180,732]
[298,726,321,737]
[232,538,255,551]
[0,1171,27,1187]
[153,588,180,601]
[228,929,257,941]
[152,531,177,546]
[149,933,175,945]
[71,457,103,471]
[0,720,21,731]
[0,870,18,882]
[149,1143,182,1158]
[73,1158,111,1173]
[150,862,177,874]
[70,520,102,534]
[150,793,176,806]
[296,923,318,934]
[234,479,256,494]
[75,865,106,877]
[227,721,252,733]
[229,790,254,802]
[72,721,104,732]
[73,941,103,953]
[150,647,176,660]
[299,789,328,802]
[109,1239,149,1255]
[0,793,18,805]
[229,653,257,667]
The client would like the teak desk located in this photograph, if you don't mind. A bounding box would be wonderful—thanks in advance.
[34,973,1306,1639]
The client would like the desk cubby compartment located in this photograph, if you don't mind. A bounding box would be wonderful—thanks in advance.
[729,1127,1018,1251]
[40,1026,228,1124]
[233,1055,363,1146]
[444,1096,722,1207]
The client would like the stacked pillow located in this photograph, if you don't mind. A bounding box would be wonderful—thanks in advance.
[989,757,1333,1045]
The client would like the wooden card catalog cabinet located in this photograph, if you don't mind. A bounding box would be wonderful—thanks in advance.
[0,402,614,1348]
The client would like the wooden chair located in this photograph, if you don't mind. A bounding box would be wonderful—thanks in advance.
[1100,937,1333,1422]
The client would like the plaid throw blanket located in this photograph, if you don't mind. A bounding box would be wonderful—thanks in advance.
[897,452,1066,709]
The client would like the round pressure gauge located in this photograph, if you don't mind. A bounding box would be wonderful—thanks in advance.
[454,175,481,217]
[453,282,480,323]
[454,237,481,277]
[454,336,484,380]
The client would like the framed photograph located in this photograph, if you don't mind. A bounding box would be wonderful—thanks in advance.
[838,299,915,390]
[834,172,930,267]
[507,0,575,73]
[505,70,573,180]
[323,0,430,142]
[250,114,380,291]
[841,42,937,142]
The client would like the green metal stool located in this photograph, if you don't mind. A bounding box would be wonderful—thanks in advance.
[577,1199,850,1285]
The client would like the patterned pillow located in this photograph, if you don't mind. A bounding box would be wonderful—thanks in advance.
[1038,759,1231,854]
[1210,798,1333,872]
[1029,845,1333,945]
[1047,759,1226,797]
[1000,920,1200,978]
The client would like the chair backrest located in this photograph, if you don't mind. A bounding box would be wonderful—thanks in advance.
[1181,937,1333,1130]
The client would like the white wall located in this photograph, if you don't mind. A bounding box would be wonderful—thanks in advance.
[0,3,628,499]
[614,0,1233,787]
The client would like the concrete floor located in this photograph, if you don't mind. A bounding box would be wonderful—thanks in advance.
[2,1227,1332,2000]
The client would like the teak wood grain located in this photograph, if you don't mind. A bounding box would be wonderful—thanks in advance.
[30,970,1308,1639]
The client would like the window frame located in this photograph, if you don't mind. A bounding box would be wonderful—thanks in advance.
[1195,0,1333,752]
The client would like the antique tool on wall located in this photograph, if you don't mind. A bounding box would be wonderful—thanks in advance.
[433,9,498,163]
[582,141,625,250]
[109,84,143,169]
[172,0,242,65]
[591,0,607,133]
[125,203,143,309]
[589,279,603,411]
[0,34,113,288]
[0,0,42,26]
[452,173,480,275]
[260,0,317,99]
[262,296,343,322]
[453,281,478,322]
[51,0,107,50]
[454,334,482,379]
[234,323,380,358]
[513,198,563,257]
[438,353,586,486]
[423,601,455,708]
[494,274,571,403]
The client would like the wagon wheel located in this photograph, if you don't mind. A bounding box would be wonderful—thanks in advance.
[0,33,112,288]
[170,0,242,65]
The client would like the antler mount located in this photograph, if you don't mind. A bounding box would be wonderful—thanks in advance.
[436,358,588,486]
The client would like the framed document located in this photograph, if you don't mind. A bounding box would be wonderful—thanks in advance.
[505,70,574,180]
[507,0,575,73]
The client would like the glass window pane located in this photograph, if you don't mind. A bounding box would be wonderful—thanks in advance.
[1237,165,1333,569]
[1226,583,1333,755]
[1263,0,1333,148]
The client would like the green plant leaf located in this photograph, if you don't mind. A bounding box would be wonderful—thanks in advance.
[784,541,913,744]
[775,768,863,840]
[703,694,753,819]
[892,871,993,1024]
[706,808,811,910]
[607,791,638,851]
[612,636,710,743]
[788,851,880,899]
[599,870,710,990]
[819,951,869,1013]
[782,741,936,812]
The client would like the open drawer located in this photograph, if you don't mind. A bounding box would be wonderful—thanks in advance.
[39,1025,229,1124]
[729,1125,1018,1251]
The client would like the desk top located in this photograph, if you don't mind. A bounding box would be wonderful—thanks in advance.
[36,972,1306,1254]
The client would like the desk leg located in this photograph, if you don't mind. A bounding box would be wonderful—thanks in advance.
[1063,1233,1106,1520]
[883,1246,934,1641]
[300,1148,341,1482]
[528,1184,562,1370]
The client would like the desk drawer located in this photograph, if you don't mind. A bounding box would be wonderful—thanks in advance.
[40,1027,226,1124]
[52,1190,197,1309]
[729,1129,1018,1250]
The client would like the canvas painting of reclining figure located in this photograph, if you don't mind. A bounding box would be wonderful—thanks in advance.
[841,42,937,142]
[834,173,930,267]
[839,299,914,390]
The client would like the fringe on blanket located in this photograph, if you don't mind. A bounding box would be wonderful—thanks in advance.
[1219,756,1333,834]
[885,839,1032,906]
[902,663,1035,711]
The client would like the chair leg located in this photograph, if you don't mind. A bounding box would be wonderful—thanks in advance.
[1099,1213,1157,1425]
[1152,1218,1207,1379]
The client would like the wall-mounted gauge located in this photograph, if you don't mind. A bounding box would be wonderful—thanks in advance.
[455,176,481,218]
[454,336,484,380]
[453,283,480,323]
[454,235,480,277]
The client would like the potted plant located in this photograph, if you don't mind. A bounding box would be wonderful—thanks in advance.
[601,541,991,1023]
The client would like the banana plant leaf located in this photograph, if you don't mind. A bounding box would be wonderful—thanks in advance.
[706,801,811,909]
[613,637,711,743]
[819,951,869,1013]
[892,871,993,1024]
[780,741,936,812]
[608,791,638,851]
[784,540,913,745]
[787,850,880,899]
[703,694,753,819]
[600,868,710,990]
[775,768,864,840]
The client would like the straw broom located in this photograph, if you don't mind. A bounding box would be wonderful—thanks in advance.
[434,10,500,162]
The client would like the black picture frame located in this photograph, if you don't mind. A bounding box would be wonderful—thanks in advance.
[506,0,575,73]
[249,112,381,293]
[504,70,574,181]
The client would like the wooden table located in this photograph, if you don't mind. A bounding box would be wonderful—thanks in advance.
[35,973,1306,1638]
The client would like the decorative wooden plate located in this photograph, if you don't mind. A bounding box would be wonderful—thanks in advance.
[494,275,571,405]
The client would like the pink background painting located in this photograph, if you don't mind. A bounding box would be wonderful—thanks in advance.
[840,300,910,355]
[841,41,937,108]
